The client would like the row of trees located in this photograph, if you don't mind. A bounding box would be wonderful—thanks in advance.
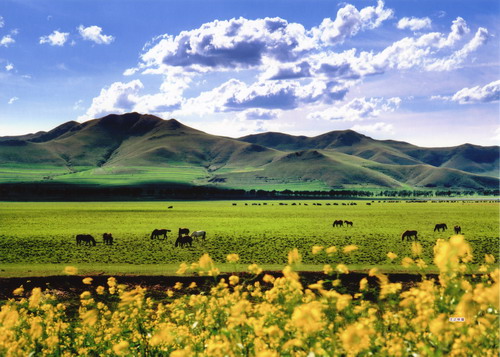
[0,183,497,201]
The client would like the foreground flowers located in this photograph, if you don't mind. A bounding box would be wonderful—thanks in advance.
[0,236,498,356]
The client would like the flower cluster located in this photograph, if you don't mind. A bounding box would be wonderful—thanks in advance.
[0,236,498,356]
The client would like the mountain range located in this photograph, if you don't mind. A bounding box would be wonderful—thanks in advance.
[0,112,498,190]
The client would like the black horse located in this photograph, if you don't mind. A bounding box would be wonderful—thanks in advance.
[76,234,96,246]
[344,220,353,227]
[454,225,462,234]
[151,229,171,240]
[401,230,418,241]
[175,235,192,248]
[333,220,344,227]
[103,233,113,245]
[434,223,447,232]
[178,228,190,236]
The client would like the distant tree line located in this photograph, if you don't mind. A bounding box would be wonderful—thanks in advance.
[0,183,497,201]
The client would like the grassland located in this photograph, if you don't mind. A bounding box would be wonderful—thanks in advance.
[0,200,498,277]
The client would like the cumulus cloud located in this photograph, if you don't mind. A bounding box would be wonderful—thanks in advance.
[5,63,13,71]
[451,80,500,104]
[397,17,431,31]
[78,25,114,45]
[78,80,144,121]
[308,96,401,121]
[39,30,70,46]
[351,122,395,134]
[0,34,14,47]
[313,0,393,45]
[237,108,280,121]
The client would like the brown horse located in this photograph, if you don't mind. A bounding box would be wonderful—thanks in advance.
[76,234,96,246]
[434,223,447,232]
[175,235,192,248]
[151,229,171,240]
[333,220,344,227]
[401,230,418,241]
[103,233,113,245]
[344,220,353,227]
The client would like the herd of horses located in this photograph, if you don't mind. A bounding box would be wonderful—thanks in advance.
[332,220,462,242]
[75,228,206,248]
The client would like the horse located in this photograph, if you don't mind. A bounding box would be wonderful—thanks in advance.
[434,223,448,232]
[401,230,418,241]
[191,230,206,240]
[151,229,171,240]
[454,225,462,234]
[178,228,189,236]
[344,220,353,227]
[103,233,113,245]
[175,235,192,248]
[332,220,344,227]
[76,234,96,246]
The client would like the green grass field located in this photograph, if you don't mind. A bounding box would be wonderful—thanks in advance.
[0,200,498,277]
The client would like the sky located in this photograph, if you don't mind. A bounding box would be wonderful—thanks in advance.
[0,0,499,147]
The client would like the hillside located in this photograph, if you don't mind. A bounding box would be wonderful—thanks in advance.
[0,112,498,190]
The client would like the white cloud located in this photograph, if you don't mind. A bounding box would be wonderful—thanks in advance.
[351,122,395,134]
[8,96,18,104]
[78,25,114,45]
[237,108,280,121]
[5,63,13,71]
[451,80,500,104]
[39,30,70,46]
[78,80,144,121]
[308,96,401,121]
[0,34,15,47]
[0,16,4,28]
[397,17,431,31]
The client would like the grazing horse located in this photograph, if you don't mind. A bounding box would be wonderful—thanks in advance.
[191,230,206,240]
[332,220,344,227]
[103,233,113,245]
[434,223,448,232]
[401,230,418,241]
[175,235,192,248]
[178,228,190,236]
[151,229,171,240]
[76,234,97,246]
[344,220,353,227]
[454,225,462,234]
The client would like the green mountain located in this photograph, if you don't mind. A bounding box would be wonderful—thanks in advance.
[0,112,498,190]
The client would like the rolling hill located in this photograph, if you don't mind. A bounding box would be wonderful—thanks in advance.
[0,112,498,190]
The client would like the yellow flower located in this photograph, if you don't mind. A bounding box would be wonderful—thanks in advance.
[288,248,302,265]
[387,252,398,260]
[326,246,337,254]
[359,277,368,291]
[82,309,98,326]
[343,245,358,254]
[336,264,349,274]
[263,274,275,283]
[13,286,24,296]
[29,318,43,340]
[199,253,214,270]
[96,286,105,295]
[401,257,414,267]
[226,253,240,263]
[82,277,93,285]
[112,340,129,356]
[174,282,183,290]
[248,263,263,275]
[340,322,372,355]
[323,264,333,275]
[411,242,423,257]
[188,282,197,289]
[64,266,78,275]
[176,262,188,275]
[312,245,323,254]
[291,301,325,334]
[229,275,239,285]
[485,254,496,265]
[29,287,42,308]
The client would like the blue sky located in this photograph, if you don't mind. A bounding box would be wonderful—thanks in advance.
[1,0,499,147]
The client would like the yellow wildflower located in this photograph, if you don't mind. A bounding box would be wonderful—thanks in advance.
[485,254,495,265]
[336,264,349,274]
[291,301,325,334]
[229,275,239,285]
[248,263,263,275]
[343,244,358,254]
[312,245,323,254]
[112,340,129,356]
[199,253,214,270]
[326,246,337,254]
[176,262,188,275]
[64,266,78,275]
[340,322,372,355]
[82,277,93,285]
[323,264,333,275]
[411,242,422,257]
[288,248,302,265]
[13,286,24,296]
[226,253,239,263]
[401,257,414,267]
[387,252,397,260]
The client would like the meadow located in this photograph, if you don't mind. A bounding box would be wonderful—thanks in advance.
[0,200,498,276]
